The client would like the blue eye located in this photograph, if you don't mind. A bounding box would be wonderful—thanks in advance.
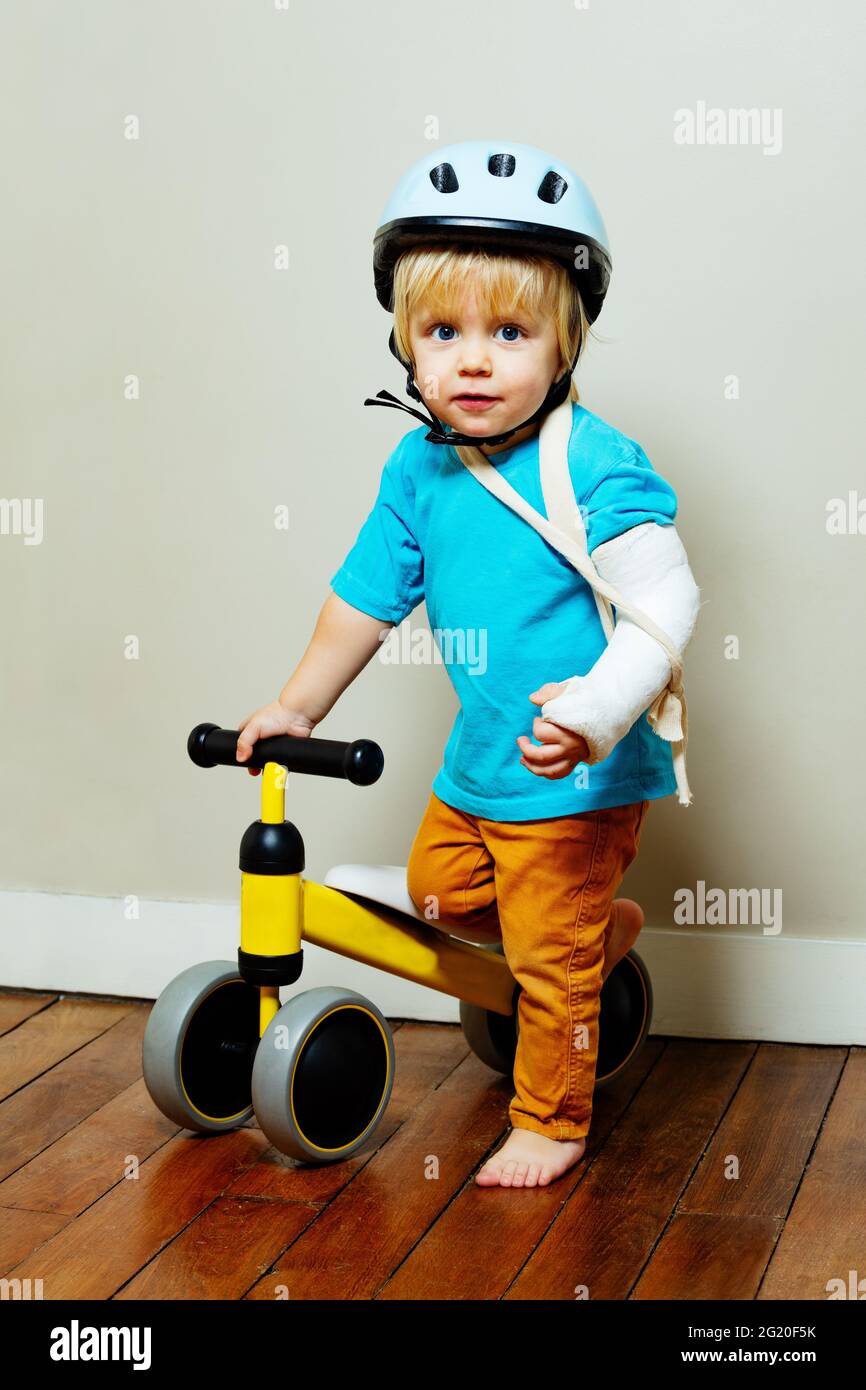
[427,322,525,343]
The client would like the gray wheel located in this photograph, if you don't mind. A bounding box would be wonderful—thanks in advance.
[459,942,520,1075]
[143,960,259,1133]
[251,986,395,1164]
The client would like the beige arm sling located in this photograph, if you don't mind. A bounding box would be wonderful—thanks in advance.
[453,397,692,806]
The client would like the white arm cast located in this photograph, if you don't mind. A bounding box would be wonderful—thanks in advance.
[540,521,701,763]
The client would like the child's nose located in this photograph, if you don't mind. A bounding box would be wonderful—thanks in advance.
[458,342,492,370]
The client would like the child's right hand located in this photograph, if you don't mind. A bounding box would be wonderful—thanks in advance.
[236,700,317,776]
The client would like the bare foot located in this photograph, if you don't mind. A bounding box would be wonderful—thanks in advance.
[602,897,644,982]
[475,1127,586,1188]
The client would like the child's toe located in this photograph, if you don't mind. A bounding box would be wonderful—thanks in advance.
[475,1159,504,1185]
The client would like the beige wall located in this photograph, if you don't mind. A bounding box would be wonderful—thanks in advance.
[2,1,863,943]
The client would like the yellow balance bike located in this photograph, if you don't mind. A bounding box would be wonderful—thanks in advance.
[142,722,653,1165]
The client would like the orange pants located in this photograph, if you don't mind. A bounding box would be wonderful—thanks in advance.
[407,791,650,1141]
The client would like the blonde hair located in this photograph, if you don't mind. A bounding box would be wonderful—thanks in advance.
[391,244,593,473]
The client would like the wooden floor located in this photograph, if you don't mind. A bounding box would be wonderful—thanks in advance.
[0,988,861,1301]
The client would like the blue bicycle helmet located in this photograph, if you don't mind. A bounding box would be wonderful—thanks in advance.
[364,139,612,447]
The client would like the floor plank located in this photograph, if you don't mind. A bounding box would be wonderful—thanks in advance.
[0,1078,179,1218]
[376,1039,667,1301]
[5,1128,271,1299]
[758,1047,866,1299]
[630,1042,846,1299]
[0,998,136,1103]
[0,989,856,1302]
[0,1205,71,1272]
[115,1197,315,1300]
[501,1040,756,1300]
[0,1006,150,1183]
[0,991,59,1035]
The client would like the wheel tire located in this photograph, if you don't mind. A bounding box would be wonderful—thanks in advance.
[143,960,260,1133]
[251,986,395,1164]
[595,948,654,1088]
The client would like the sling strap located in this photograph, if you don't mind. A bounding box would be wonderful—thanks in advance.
[454,398,692,806]
[538,394,616,642]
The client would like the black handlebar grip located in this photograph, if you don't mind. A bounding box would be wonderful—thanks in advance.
[187,723,384,786]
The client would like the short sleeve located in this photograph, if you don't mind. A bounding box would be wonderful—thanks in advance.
[582,442,678,554]
[329,450,425,624]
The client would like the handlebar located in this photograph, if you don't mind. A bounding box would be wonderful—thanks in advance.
[187,723,384,786]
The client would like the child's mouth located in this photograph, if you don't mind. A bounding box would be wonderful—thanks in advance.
[453,394,500,411]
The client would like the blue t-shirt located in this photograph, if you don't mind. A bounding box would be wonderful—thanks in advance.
[329,401,679,821]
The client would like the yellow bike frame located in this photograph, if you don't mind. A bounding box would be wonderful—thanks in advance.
[240,762,516,1040]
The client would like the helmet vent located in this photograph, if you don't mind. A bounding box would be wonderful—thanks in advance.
[488,153,516,177]
[429,162,459,193]
[537,170,568,204]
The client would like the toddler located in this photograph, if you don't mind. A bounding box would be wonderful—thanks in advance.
[236,141,700,1191]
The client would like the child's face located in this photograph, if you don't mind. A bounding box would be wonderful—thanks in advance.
[407,288,566,455]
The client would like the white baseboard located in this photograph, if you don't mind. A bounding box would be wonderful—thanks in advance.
[1,890,863,1044]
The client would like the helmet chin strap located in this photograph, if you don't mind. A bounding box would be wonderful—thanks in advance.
[363,330,579,448]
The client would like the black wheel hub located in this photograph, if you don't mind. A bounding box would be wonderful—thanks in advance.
[180,980,261,1120]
